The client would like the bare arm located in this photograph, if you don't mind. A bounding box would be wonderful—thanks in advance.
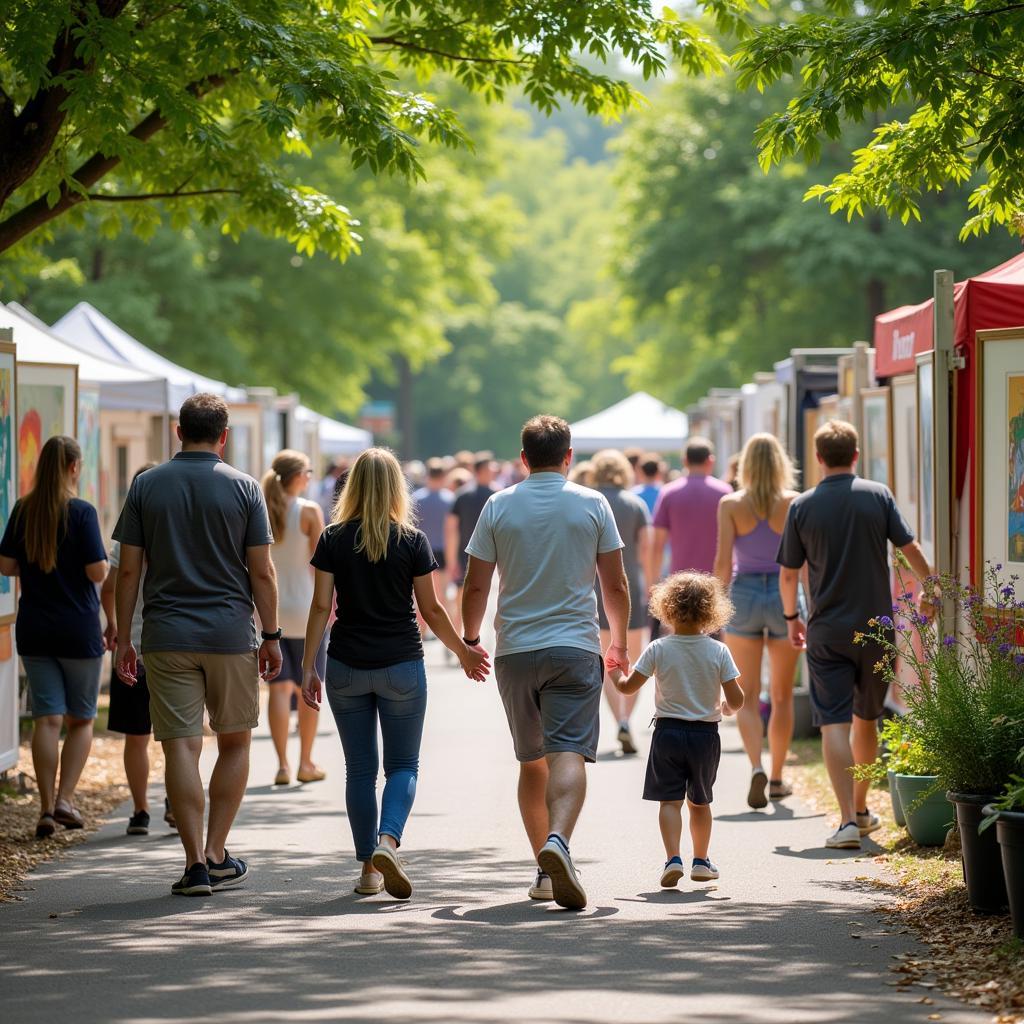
[444,513,460,582]
[597,548,630,673]
[636,524,652,590]
[722,677,744,715]
[898,540,932,584]
[649,526,668,591]
[247,544,282,682]
[100,566,117,651]
[114,545,144,684]
[713,497,736,589]
[461,555,495,643]
[779,566,805,650]
[300,569,334,709]
[415,572,489,680]
[0,555,18,576]
[613,668,649,696]
[302,502,325,557]
[85,558,109,584]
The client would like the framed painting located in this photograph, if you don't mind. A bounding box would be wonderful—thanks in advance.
[860,386,893,489]
[77,383,101,509]
[976,328,1024,599]
[916,351,936,567]
[0,341,17,624]
[16,362,77,496]
[890,374,919,539]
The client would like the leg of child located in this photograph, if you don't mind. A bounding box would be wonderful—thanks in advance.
[658,800,684,860]
[687,799,712,860]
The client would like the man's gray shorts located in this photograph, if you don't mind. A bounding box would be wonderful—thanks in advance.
[494,646,604,763]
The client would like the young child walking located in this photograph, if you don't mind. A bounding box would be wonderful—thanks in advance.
[613,571,744,887]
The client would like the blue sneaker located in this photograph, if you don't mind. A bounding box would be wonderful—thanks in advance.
[691,857,719,881]
[660,856,685,888]
[171,862,212,897]
[207,850,249,890]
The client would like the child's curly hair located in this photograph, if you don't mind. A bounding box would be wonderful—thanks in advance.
[650,571,734,635]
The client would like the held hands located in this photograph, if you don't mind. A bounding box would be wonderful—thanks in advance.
[605,642,630,677]
[258,638,283,683]
[787,617,807,651]
[301,665,322,710]
[460,643,491,682]
[115,642,138,686]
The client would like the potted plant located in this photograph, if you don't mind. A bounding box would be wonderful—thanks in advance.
[983,774,1024,939]
[852,715,916,827]
[859,564,1024,910]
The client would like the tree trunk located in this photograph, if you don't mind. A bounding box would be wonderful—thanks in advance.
[397,355,417,461]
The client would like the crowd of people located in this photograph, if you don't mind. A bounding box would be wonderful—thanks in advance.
[1,393,933,909]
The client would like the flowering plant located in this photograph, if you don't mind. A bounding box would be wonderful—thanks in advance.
[856,560,1024,796]
[852,715,939,783]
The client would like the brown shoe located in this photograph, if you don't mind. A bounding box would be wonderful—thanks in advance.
[35,813,57,839]
[296,766,326,784]
[53,802,84,829]
[273,768,290,786]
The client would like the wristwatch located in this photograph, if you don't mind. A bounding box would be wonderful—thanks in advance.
[463,635,481,646]
[782,612,800,622]
[261,628,283,641]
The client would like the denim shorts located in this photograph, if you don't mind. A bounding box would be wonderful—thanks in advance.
[726,573,806,640]
[22,656,103,720]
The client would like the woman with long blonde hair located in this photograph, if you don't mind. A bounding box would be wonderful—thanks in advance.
[0,436,108,838]
[713,433,805,809]
[590,449,651,755]
[261,449,326,787]
[301,447,489,900]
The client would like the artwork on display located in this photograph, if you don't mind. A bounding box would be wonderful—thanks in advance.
[890,374,919,539]
[77,385,101,509]
[0,342,17,624]
[803,405,825,489]
[977,328,1024,604]
[915,352,936,567]
[17,363,77,496]
[860,387,893,489]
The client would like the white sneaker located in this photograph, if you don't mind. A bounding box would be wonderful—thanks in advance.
[690,858,720,881]
[536,835,587,910]
[354,871,384,895]
[856,811,881,837]
[528,869,554,900]
[825,822,862,849]
[370,843,412,899]
[660,858,686,888]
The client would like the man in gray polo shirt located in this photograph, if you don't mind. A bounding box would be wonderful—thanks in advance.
[462,415,630,910]
[778,419,931,851]
[114,393,282,897]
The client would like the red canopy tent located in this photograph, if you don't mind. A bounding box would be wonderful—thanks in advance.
[873,251,1024,576]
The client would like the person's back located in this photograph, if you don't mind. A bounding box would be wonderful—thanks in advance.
[124,453,269,652]
[412,465,453,558]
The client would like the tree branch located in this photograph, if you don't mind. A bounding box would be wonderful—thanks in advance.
[86,188,240,201]
[369,35,525,65]
[0,71,238,254]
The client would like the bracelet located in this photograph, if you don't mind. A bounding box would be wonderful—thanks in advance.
[463,636,481,647]
[782,612,800,622]
[261,628,283,640]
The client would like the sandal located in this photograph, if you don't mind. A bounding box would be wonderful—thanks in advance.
[296,766,326,784]
[769,779,793,800]
[53,803,84,829]
[273,768,290,786]
[35,813,57,839]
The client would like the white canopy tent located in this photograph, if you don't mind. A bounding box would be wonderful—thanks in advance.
[298,404,372,456]
[569,392,689,454]
[52,301,247,408]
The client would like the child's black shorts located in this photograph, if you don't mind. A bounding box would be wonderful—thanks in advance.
[643,718,720,805]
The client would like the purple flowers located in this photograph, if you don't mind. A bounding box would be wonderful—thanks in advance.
[943,635,956,647]
[999,643,1013,656]
[878,615,894,629]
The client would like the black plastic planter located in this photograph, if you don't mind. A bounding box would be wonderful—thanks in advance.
[948,792,1008,914]
[985,806,1024,940]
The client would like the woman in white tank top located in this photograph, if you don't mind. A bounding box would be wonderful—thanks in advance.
[262,450,327,786]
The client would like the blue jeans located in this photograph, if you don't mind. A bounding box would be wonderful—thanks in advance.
[324,656,427,861]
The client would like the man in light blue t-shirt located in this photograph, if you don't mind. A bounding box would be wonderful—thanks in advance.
[463,415,630,911]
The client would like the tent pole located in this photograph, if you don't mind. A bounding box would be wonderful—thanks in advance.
[933,269,955,624]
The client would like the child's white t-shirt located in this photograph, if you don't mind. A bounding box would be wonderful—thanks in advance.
[633,634,740,723]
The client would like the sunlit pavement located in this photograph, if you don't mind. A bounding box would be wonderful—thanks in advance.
[0,635,987,1024]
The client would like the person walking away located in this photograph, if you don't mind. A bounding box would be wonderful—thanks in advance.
[612,572,743,887]
[462,416,631,910]
[113,393,283,897]
[778,420,932,850]
[412,459,455,637]
[713,434,804,809]
[590,449,651,755]
[445,452,497,635]
[317,459,347,519]
[650,438,732,594]
[100,462,177,834]
[262,449,327,787]
[300,448,489,899]
[631,453,664,516]
[0,437,107,838]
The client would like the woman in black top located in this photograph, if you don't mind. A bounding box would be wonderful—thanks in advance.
[302,447,489,900]
[0,436,108,837]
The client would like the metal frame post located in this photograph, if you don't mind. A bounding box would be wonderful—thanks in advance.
[933,270,955,622]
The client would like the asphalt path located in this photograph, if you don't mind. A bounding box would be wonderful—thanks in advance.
[0,639,986,1024]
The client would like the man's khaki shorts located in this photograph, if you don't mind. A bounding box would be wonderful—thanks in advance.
[144,651,260,741]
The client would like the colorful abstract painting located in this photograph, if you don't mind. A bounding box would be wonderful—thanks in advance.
[18,384,65,495]
[77,386,101,508]
[1007,375,1024,562]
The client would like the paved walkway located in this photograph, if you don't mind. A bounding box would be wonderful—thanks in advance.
[1,644,986,1024]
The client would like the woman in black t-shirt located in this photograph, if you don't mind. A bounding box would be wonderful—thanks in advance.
[301,447,489,900]
[0,436,108,838]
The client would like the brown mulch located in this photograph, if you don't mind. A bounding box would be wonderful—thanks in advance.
[0,734,163,903]
[789,747,1024,1023]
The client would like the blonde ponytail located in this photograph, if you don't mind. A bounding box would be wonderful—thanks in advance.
[333,447,414,562]
[262,449,309,542]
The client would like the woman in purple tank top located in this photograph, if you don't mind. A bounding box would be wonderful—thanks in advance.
[713,434,805,810]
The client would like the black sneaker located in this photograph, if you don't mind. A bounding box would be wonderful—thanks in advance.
[164,798,177,831]
[207,850,249,890]
[127,810,151,835]
[171,863,212,897]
